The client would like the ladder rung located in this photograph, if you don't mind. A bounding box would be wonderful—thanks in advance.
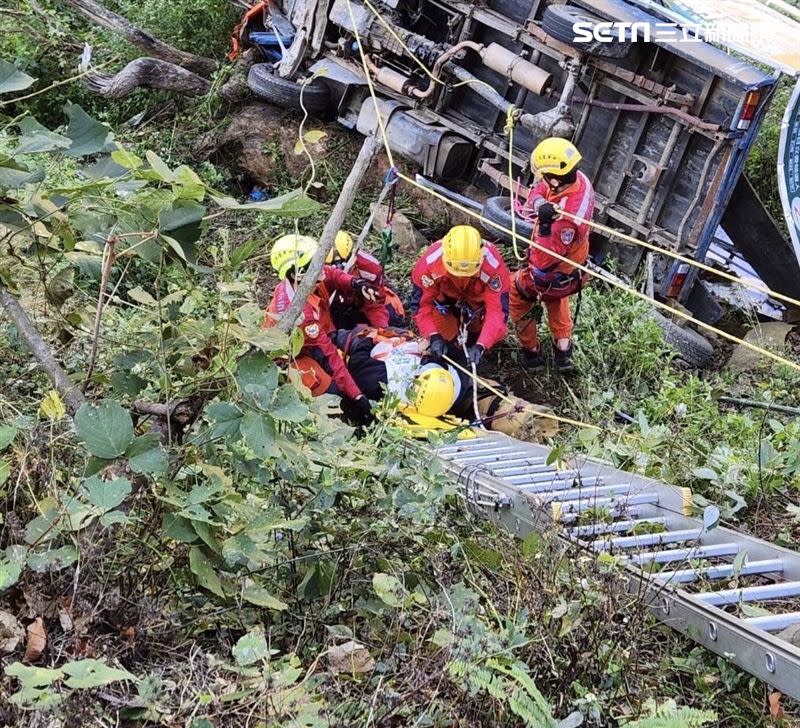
[696,581,800,606]
[509,468,579,484]
[450,447,519,464]
[745,611,800,633]
[627,542,740,565]
[438,439,501,454]
[569,517,668,539]
[656,559,784,585]
[542,484,631,503]
[560,493,658,516]
[520,475,604,493]
[490,461,550,475]
[593,528,701,552]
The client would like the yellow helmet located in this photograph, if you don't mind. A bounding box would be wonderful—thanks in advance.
[442,225,483,277]
[407,367,456,418]
[531,137,582,176]
[325,230,354,265]
[271,234,318,279]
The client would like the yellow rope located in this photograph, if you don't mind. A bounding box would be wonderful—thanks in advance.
[504,107,527,262]
[443,354,600,431]
[557,208,800,311]
[345,0,800,375]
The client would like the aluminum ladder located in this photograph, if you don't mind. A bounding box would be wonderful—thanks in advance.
[435,432,800,699]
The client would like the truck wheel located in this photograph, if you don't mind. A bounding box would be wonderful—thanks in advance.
[650,311,714,368]
[247,64,331,116]
[541,5,632,59]
[480,196,535,246]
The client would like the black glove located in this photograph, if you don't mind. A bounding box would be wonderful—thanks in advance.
[428,334,449,361]
[352,278,379,302]
[351,395,374,427]
[467,344,485,366]
[537,202,557,224]
[537,202,557,237]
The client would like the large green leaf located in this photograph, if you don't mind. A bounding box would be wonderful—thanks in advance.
[206,402,243,440]
[241,584,288,611]
[62,659,136,688]
[80,475,132,511]
[161,514,198,543]
[74,400,134,459]
[0,459,9,487]
[270,385,308,422]
[210,188,321,217]
[158,201,205,232]
[125,434,168,475]
[63,103,113,157]
[232,630,270,666]
[0,156,44,190]
[0,425,15,451]
[240,412,279,460]
[373,572,404,607]
[5,663,64,688]
[0,61,35,94]
[16,117,71,154]
[26,545,78,573]
[0,559,22,590]
[236,352,278,409]
[189,546,225,597]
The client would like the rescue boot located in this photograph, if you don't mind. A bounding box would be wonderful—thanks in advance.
[554,341,575,373]
[522,347,546,371]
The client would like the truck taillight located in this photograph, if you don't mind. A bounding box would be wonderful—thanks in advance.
[666,264,690,298]
[736,91,761,130]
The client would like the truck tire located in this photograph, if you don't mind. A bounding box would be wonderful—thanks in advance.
[650,311,714,368]
[481,196,535,246]
[247,64,331,116]
[541,5,632,59]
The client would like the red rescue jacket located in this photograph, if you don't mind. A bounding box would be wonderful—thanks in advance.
[264,267,362,401]
[410,240,511,350]
[523,170,595,283]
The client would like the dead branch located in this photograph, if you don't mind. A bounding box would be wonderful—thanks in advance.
[277,134,381,334]
[83,235,115,391]
[83,58,212,98]
[61,0,217,76]
[0,285,86,415]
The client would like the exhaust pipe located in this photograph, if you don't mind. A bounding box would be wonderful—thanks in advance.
[480,43,552,95]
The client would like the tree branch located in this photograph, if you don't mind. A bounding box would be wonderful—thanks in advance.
[62,0,217,76]
[83,58,212,98]
[277,134,381,334]
[0,285,86,415]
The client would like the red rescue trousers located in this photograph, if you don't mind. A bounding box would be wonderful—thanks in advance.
[510,270,575,350]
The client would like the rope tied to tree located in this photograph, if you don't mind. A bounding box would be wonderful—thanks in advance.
[380,166,399,267]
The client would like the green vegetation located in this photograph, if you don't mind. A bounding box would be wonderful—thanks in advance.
[1,1,799,726]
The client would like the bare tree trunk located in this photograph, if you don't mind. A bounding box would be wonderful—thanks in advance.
[62,0,217,76]
[84,58,212,98]
[277,134,381,334]
[0,286,86,415]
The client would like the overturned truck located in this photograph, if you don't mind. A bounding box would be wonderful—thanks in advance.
[237,0,800,364]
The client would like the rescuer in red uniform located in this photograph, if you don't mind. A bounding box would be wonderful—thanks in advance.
[409,225,511,367]
[263,234,379,425]
[510,137,595,372]
[325,230,405,329]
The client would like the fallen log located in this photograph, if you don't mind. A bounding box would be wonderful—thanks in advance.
[83,58,212,98]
